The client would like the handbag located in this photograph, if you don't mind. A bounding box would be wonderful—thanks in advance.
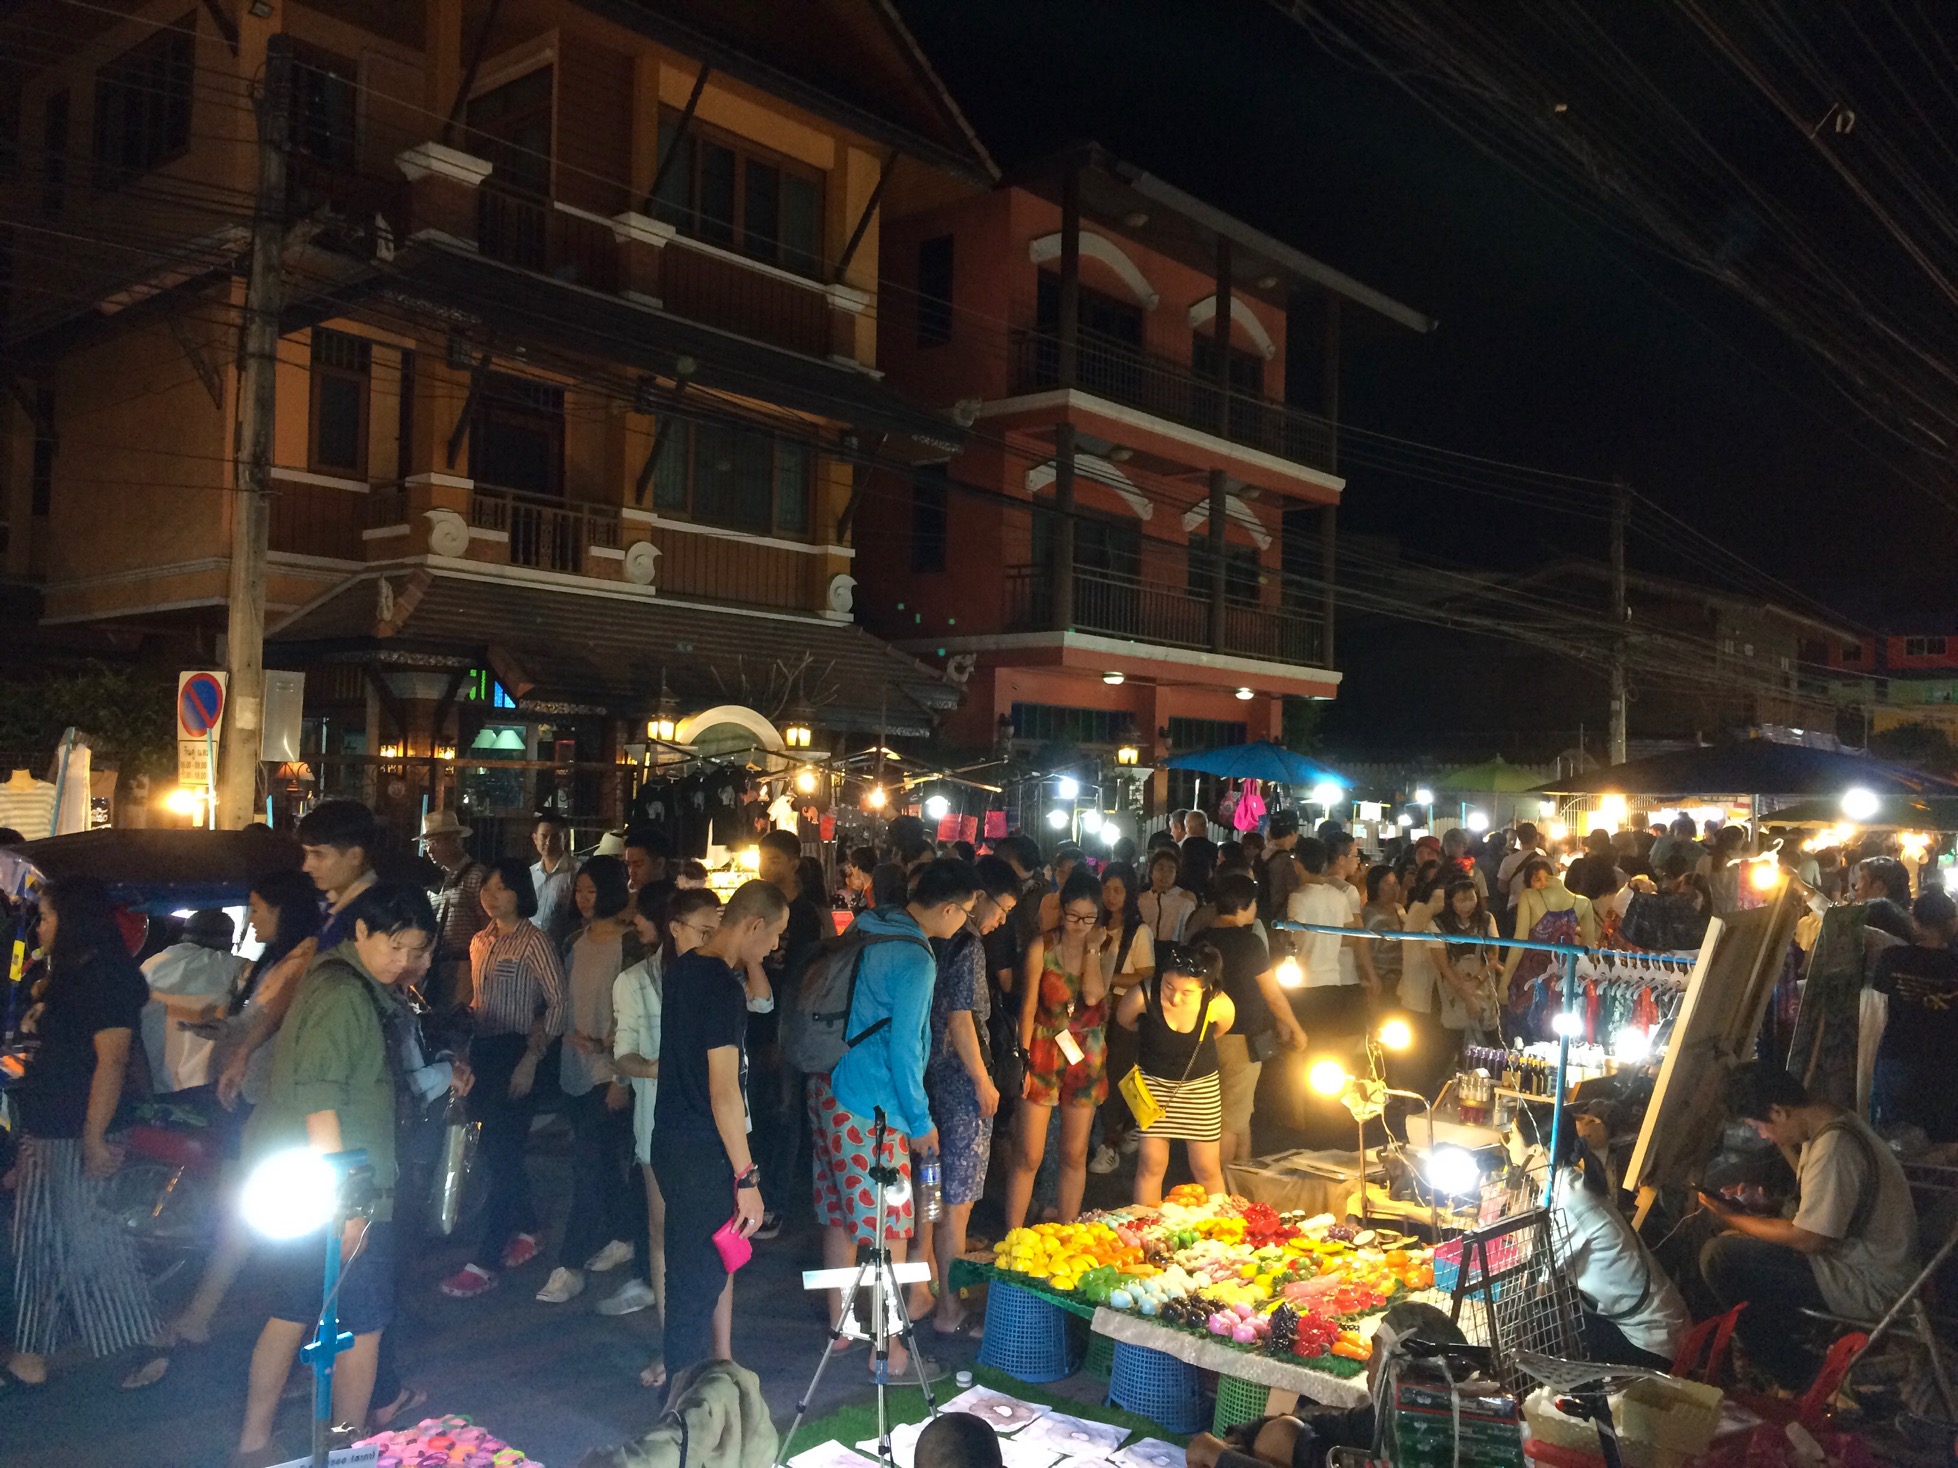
[712,1215,754,1273]
[1119,981,1211,1132]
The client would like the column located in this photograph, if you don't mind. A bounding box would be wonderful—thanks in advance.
[1050,165,1080,632]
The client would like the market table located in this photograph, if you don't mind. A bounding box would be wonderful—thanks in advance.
[948,1258,1373,1410]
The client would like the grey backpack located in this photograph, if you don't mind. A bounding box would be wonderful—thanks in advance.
[781,927,932,1075]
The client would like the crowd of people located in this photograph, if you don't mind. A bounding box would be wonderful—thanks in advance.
[2,788,1949,1456]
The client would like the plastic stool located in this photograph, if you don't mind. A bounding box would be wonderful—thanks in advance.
[1212,1374,1270,1435]
[1108,1341,1206,1434]
[1084,1332,1115,1380]
[978,1283,1082,1383]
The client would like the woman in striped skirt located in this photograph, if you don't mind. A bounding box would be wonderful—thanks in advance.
[1114,942,1235,1207]
[5,877,167,1390]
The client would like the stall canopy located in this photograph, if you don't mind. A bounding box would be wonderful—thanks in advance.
[1534,740,1958,800]
[0,829,304,912]
[1752,793,1958,830]
[1163,741,1346,787]
[1433,756,1547,793]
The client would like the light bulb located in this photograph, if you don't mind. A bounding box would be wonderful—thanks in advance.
[1378,1018,1413,1052]
[1046,809,1068,830]
[1079,809,1102,834]
[1057,777,1080,800]
[924,795,950,821]
[1841,786,1880,822]
[1275,956,1303,989]
[1466,810,1490,833]
[1099,823,1120,845]
[1308,1059,1350,1097]
[1415,788,1435,806]
[1234,686,1254,701]
[1614,1027,1651,1064]
[1750,860,1783,892]
[1310,782,1344,808]
[796,768,817,795]
[1422,1145,1482,1198]
[241,1147,341,1240]
[867,787,887,810]
[1102,671,1125,685]
[1551,1009,1584,1039]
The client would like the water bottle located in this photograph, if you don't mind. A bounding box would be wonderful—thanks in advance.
[917,1151,943,1223]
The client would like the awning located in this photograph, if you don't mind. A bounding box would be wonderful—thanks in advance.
[270,569,956,737]
[1535,740,1957,800]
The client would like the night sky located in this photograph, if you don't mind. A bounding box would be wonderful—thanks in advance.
[898,0,1952,627]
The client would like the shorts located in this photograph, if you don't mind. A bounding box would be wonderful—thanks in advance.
[808,1072,915,1245]
[1024,1009,1108,1109]
[1215,1032,1263,1137]
[262,1217,396,1336]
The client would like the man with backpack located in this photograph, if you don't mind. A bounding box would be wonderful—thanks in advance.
[800,859,980,1383]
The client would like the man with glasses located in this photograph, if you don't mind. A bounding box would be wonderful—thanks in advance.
[809,858,979,1383]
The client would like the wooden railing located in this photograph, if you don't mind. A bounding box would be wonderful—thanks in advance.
[477,187,619,293]
[469,485,620,575]
[641,520,819,612]
[659,243,831,358]
[1004,562,1326,665]
[267,478,369,561]
[1010,328,1336,472]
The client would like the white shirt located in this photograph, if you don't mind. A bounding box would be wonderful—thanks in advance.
[1139,887,1196,945]
[1334,878,1363,986]
[613,953,663,1166]
[1099,921,1156,991]
[1795,1113,1919,1318]
[1552,1167,1690,1359]
[1286,882,1354,987]
[530,857,579,945]
[1496,846,1542,901]
[140,943,247,1092]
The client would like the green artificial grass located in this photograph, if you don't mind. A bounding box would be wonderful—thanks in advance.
[773,1363,1191,1466]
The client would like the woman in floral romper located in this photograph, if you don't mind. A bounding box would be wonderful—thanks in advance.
[1001,869,1110,1228]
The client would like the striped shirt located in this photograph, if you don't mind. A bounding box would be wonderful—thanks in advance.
[468,920,567,1040]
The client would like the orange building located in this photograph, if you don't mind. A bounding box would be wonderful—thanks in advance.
[857,146,1431,806]
[0,0,992,837]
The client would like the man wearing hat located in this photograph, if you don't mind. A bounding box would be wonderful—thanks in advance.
[423,809,486,1018]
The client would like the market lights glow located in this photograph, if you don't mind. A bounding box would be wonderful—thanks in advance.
[1308,1059,1350,1097]
[240,1147,340,1241]
[1377,1018,1413,1052]
[163,786,208,819]
[1841,786,1881,822]
[1079,809,1103,835]
[1057,777,1080,800]
[1465,810,1490,833]
[923,794,950,821]
[865,786,887,811]
[1274,956,1304,989]
[1046,809,1068,830]
[795,766,818,795]
[1309,781,1344,809]
[1421,1144,1484,1199]
[1414,787,1434,807]
[1749,857,1784,891]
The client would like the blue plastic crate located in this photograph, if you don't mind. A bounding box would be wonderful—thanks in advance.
[1107,1341,1206,1434]
[978,1282,1083,1383]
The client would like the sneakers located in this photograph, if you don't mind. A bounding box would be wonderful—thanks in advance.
[1118,1131,1140,1156]
[585,1239,634,1273]
[500,1233,541,1270]
[535,1266,585,1303]
[753,1212,782,1241]
[1087,1144,1120,1175]
[438,1264,497,1299]
[596,1278,658,1317]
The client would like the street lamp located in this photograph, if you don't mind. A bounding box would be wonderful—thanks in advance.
[1116,744,1140,767]
[783,723,813,749]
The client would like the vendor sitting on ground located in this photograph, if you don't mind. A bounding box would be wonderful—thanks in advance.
[1186,1302,1464,1468]
[1699,1061,1919,1389]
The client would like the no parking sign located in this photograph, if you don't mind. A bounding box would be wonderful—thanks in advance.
[177,670,227,786]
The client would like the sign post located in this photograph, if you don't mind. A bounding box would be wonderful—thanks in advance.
[178,671,227,825]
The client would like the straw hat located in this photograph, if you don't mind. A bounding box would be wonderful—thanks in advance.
[590,830,627,857]
[419,809,472,841]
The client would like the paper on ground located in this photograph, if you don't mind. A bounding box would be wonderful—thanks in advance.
[1015,1411,1130,1457]
[939,1385,1053,1434]
[791,1442,879,1468]
[856,1421,928,1468]
[1113,1439,1188,1468]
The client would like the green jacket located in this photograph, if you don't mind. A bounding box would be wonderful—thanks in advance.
[242,941,399,1220]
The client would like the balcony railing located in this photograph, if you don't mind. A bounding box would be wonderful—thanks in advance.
[266,478,369,561]
[1009,328,1335,473]
[659,242,832,358]
[469,485,620,575]
[477,187,619,292]
[644,520,819,612]
[1004,562,1326,666]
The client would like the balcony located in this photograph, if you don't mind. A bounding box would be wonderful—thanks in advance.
[469,485,620,575]
[1004,563,1326,666]
[477,187,619,293]
[640,519,824,613]
[1009,328,1335,473]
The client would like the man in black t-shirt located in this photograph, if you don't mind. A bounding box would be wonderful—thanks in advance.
[752,829,826,1235]
[652,879,788,1388]
[1872,889,1958,1140]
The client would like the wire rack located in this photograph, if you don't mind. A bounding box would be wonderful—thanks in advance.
[1443,1208,1588,1397]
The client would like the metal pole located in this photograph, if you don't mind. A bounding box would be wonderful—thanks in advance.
[218,33,291,829]
[1543,950,1580,1209]
[1609,480,1629,766]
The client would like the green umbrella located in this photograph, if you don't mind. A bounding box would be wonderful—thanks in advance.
[1432,755,1545,793]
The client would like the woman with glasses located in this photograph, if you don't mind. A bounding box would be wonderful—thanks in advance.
[612,884,721,1388]
[1002,869,1111,1228]
[1114,941,1235,1205]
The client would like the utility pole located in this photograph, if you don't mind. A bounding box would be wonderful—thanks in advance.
[217,33,290,827]
[1609,478,1629,767]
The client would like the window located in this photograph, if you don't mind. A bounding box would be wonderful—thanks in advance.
[1186,535,1261,604]
[652,419,815,537]
[466,67,553,197]
[42,89,69,213]
[472,373,563,497]
[1009,703,1127,745]
[1841,642,1862,663]
[30,384,54,515]
[290,44,358,168]
[1168,716,1248,750]
[1906,636,1947,657]
[911,464,948,572]
[93,16,193,190]
[916,235,954,347]
[309,329,371,475]
[651,115,823,277]
[1030,509,1140,579]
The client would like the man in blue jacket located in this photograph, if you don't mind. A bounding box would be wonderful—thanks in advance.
[812,858,979,1383]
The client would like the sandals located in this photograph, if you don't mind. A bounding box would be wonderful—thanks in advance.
[369,1385,429,1431]
[639,1361,668,1390]
[931,1312,984,1341]
[875,1352,950,1386]
[118,1355,171,1391]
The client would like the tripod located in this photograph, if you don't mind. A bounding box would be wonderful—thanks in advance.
[777,1109,939,1467]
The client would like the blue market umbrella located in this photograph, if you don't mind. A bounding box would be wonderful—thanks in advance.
[1162,740,1346,788]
